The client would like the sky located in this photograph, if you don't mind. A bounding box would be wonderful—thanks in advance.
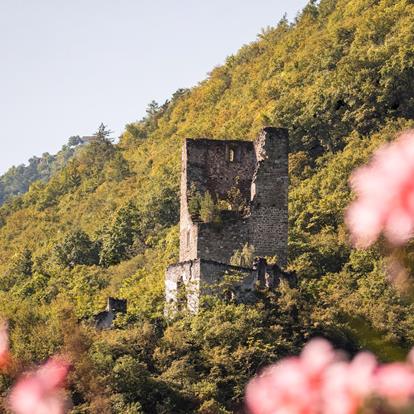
[0,0,308,174]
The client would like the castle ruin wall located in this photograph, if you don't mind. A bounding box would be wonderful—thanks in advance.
[197,219,249,264]
[165,259,201,314]
[250,128,289,266]
[168,127,289,314]
[179,138,256,262]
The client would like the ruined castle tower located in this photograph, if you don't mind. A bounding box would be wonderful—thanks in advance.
[250,128,289,266]
[165,127,289,313]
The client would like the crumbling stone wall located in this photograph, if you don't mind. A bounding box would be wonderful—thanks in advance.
[250,128,289,266]
[179,139,256,262]
[165,259,201,313]
[185,139,256,200]
[199,260,257,304]
[94,297,127,330]
[165,259,256,314]
[165,257,296,315]
[197,219,250,264]
[168,127,290,314]
[179,128,288,265]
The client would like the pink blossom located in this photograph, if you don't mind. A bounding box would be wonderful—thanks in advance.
[9,358,71,414]
[0,320,10,368]
[321,362,357,414]
[346,131,414,247]
[321,352,377,414]
[300,338,337,377]
[347,352,377,398]
[245,340,381,414]
[374,363,414,405]
[245,358,314,414]
[407,347,414,366]
[245,338,414,414]
[245,339,338,414]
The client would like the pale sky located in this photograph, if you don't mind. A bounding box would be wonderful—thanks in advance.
[0,0,308,174]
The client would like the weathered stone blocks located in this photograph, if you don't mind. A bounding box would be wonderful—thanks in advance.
[166,127,289,313]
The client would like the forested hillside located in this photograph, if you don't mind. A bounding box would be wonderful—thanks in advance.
[1,0,414,412]
[0,136,88,205]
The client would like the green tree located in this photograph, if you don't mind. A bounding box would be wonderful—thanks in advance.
[54,230,100,268]
[230,243,255,268]
[199,192,220,224]
[188,184,202,219]
[94,123,113,142]
[11,248,33,277]
[105,152,131,182]
[99,202,142,267]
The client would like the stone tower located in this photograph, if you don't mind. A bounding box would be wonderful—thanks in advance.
[250,128,289,266]
[166,127,289,313]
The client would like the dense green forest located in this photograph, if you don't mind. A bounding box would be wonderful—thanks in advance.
[0,136,88,205]
[1,0,414,412]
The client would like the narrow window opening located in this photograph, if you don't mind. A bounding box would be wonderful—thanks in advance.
[229,148,235,162]
[186,231,191,247]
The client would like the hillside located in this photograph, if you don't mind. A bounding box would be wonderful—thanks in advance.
[0,135,90,205]
[1,0,414,412]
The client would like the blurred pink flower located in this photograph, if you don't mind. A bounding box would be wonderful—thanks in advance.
[347,352,377,398]
[245,338,338,414]
[346,131,414,247]
[0,320,10,369]
[321,362,357,414]
[374,363,414,405]
[407,347,414,366]
[321,352,377,414]
[9,357,71,414]
[300,338,337,377]
[245,337,414,414]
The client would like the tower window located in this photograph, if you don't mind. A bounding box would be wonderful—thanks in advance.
[186,231,191,246]
[227,145,240,163]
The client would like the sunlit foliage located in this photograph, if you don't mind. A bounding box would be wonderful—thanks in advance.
[0,0,414,411]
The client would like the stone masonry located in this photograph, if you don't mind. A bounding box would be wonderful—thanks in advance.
[165,127,289,314]
[94,297,127,330]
